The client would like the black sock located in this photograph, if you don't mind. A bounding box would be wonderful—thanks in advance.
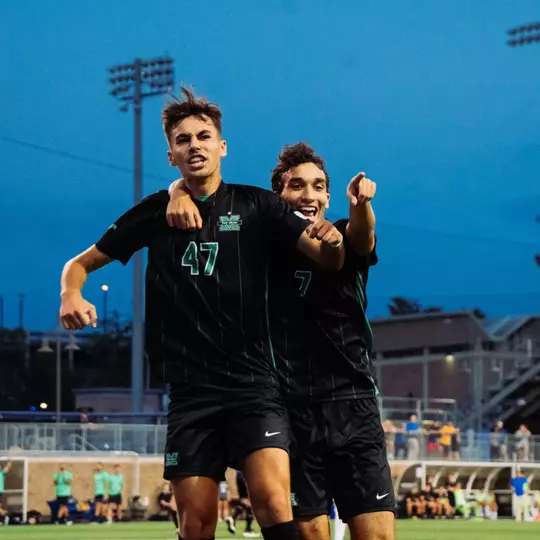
[245,507,254,532]
[261,521,299,540]
[171,511,179,528]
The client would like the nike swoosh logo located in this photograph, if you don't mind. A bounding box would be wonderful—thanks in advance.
[376,493,389,500]
[265,431,280,437]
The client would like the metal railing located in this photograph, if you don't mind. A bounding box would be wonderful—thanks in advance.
[0,422,166,455]
[1,421,539,463]
[384,431,540,462]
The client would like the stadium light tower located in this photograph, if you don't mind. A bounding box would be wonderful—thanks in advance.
[108,56,174,413]
[507,25,540,268]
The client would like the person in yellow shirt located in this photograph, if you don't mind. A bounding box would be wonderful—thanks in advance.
[440,421,456,459]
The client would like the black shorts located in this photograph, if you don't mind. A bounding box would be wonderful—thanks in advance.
[94,494,105,503]
[289,397,395,522]
[56,496,70,506]
[109,494,122,505]
[163,392,290,483]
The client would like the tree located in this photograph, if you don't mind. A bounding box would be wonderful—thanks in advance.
[388,297,422,316]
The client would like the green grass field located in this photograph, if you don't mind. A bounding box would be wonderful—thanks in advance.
[0,520,539,540]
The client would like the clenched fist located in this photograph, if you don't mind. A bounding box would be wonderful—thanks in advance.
[305,219,343,247]
[346,172,376,206]
[60,293,98,330]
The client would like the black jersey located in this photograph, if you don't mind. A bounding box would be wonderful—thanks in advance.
[96,182,309,398]
[268,219,378,402]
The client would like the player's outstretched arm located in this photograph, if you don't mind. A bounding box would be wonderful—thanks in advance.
[167,178,203,229]
[345,172,376,256]
[60,246,112,330]
[297,220,345,271]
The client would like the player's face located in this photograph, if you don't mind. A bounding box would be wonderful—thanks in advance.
[167,115,227,182]
[279,162,329,222]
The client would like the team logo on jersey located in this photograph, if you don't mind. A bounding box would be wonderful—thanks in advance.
[218,214,242,232]
[165,452,179,467]
[290,493,299,506]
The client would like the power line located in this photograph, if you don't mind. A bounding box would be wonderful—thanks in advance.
[0,134,170,182]
[2,134,539,249]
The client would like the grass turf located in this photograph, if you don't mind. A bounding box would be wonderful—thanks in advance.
[0,519,539,540]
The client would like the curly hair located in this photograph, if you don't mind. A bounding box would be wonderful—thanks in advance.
[270,142,329,193]
[162,86,222,142]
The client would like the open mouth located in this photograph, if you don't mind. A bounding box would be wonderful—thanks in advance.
[297,206,319,219]
[188,155,206,167]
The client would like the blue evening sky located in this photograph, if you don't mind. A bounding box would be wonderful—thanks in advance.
[1,0,539,330]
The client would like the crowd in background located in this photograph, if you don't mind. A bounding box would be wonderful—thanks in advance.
[382,416,534,461]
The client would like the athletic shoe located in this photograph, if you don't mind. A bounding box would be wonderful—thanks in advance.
[226,516,236,534]
[243,532,259,538]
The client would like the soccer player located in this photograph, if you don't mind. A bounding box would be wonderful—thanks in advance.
[510,470,529,521]
[93,462,108,523]
[159,482,180,535]
[217,480,229,523]
[0,461,12,526]
[420,484,437,518]
[107,464,124,523]
[167,143,395,540]
[53,465,73,525]
[404,486,421,519]
[226,471,258,537]
[59,88,344,540]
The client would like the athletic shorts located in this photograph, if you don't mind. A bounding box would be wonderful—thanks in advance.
[56,496,70,506]
[109,494,122,505]
[289,397,395,522]
[163,391,290,482]
[94,494,105,503]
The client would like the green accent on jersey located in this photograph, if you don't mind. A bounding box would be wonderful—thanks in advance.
[294,270,312,297]
[197,195,210,202]
[369,376,380,396]
[354,272,373,349]
[108,473,124,496]
[94,471,108,496]
[264,263,276,369]
[54,471,73,497]
[0,470,6,493]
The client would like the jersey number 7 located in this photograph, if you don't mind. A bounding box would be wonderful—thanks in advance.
[182,242,219,276]
[295,270,312,297]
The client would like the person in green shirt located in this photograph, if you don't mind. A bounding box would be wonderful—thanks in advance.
[453,482,473,519]
[93,462,108,523]
[53,465,73,525]
[107,464,125,523]
[0,461,12,525]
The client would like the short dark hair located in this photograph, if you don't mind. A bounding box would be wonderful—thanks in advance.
[270,142,329,193]
[162,86,222,142]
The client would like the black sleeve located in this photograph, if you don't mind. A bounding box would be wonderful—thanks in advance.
[256,189,310,248]
[333,219,378,270]
[95,191,167,265]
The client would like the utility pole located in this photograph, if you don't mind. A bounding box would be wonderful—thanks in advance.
[107,56,174,413]
[18,293,25,329]
[507,24,540,268]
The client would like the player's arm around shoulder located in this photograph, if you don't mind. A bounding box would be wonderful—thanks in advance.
[60,245,112,330]
[345,172,376,256]
[167,178,203,229]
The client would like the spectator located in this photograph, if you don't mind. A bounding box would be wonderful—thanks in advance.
[426,422,441,458]
[477,489,498,520]
[382,419,396,459]
[452,482,471,518]
[439,421,456,458]
[53,465,73,525]
[394,423,407,459]
[451,425,461,460]
[0,461,12,526]
[514,425,531,462]
[419,483,437,518]
[490,421,508,461]
[510,470,529,521]
[406,414,421,460]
